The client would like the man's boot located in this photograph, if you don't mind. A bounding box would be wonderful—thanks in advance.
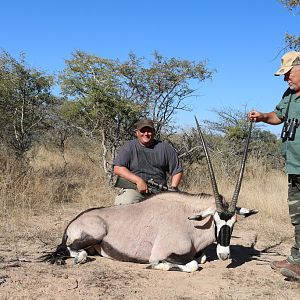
[280,263,300,280]
[270,259,291,271]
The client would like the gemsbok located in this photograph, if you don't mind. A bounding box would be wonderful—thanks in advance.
[41,117,257,272]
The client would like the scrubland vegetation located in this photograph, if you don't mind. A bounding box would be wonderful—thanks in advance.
[0,136,292,248]
[0,48,292,249]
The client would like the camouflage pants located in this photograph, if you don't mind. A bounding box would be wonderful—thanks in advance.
[287,174,300,265]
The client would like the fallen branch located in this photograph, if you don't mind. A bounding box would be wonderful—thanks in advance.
[37,237,51,246]
[67,279,79,290]
[0,262,21,269]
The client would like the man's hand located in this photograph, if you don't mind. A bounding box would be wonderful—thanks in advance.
[169,186,179,192]
[248,110,263,122]
[248,110,283,125]
[135,178,148,193]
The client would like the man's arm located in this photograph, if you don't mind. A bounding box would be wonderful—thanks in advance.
[248,110,283,125]
[171,172,183,189]
[113,166,148,193]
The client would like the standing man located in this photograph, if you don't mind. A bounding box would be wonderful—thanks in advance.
[113,118,183,205]
[248,51,300,280]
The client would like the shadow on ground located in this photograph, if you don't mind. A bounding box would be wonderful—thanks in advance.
[203,242,262,268]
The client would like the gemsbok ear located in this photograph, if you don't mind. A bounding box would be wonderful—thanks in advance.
[236,207,259,218]
[188,215,203,221]
[188,207,216,221]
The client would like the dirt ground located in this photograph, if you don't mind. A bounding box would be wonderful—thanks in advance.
[0,204,299,300]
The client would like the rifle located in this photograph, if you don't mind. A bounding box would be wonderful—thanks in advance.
[114,176,170,194]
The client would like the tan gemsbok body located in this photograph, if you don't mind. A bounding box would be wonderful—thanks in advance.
[42,118,257,272]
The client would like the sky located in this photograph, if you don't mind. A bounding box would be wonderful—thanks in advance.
[1,0,299,135]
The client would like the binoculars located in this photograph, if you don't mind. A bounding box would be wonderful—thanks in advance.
[281,118,299,141]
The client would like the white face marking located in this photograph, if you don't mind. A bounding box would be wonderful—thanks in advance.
[214,212,237,260]
[214,212,236,235]
[227,216,236,227]
[217,244,230,260]
[214,212,225,236]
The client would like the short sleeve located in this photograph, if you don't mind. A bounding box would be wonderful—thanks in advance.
[274,89,292,120]
[113,141,132,167]
[165,143,183,175]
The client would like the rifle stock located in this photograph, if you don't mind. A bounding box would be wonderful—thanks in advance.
[114,176,137,190]
[114,176,169,193]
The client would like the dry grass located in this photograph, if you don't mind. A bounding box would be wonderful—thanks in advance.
[1,143,298,300]
[1,143,114,209]
[0,142,293,246]
[182,154,292,245]
[0,141,115,242]
[238,170,292,246]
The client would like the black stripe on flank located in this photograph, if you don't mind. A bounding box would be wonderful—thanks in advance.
[69,232,101,251]
[100,241,149,264]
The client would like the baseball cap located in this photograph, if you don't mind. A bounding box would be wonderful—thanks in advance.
[274,51,300,76]
[135,119,155,130]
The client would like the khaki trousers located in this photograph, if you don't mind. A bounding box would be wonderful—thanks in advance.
[114,188,147,205]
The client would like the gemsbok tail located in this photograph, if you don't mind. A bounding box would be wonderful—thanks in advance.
[39,242,70,265]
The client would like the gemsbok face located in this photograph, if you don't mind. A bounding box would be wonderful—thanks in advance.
[190,117,254,260]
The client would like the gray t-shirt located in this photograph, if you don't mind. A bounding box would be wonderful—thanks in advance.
[113,139,183,186]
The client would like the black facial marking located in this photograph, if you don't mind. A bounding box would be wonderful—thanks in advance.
[214,211,235,247]
[217,225,232,246]
[219,211,234,221]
